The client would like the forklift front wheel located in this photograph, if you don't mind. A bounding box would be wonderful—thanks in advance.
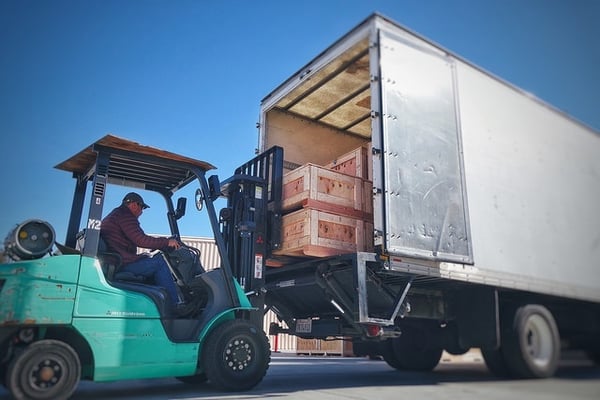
[202,319,271,391]
[6,339,81,400]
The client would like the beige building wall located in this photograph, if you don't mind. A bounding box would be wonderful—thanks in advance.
[179,236,222,270]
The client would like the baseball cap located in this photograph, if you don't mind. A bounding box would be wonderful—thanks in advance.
[122,192,150,209]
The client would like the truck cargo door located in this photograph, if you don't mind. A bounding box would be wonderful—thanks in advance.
[377,30,472,264]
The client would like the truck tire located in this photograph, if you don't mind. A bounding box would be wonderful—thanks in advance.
[586,350,600,365]
[502,305,560,378]
[202,319,270,391]
[481,346,511,377]
[352,340,383,359]
[384,325,443,371]
[381,339,403,369]
[444,343,470,356]
[6,339,81,400]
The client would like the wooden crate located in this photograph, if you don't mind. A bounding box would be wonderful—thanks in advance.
[325,143,371,180]
[283,163,365,214]
[273,208,367,257]
[296,337,354,356]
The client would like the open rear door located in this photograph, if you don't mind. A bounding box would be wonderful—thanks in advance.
[378,30,472,264]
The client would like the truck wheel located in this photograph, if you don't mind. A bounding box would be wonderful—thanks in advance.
[353,340,383,359]
[586,350,600,365]
[381,339,403,369]
[202,319,270,391]
[384,326,443,371]
[6,339,81,400]
[481,346,511,377]
[444,343,470,356]
[502,305,560,378]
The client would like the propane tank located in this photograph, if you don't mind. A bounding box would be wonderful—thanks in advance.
[3,219,56,261]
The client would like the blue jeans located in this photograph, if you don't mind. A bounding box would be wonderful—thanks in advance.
[121,254,180,306]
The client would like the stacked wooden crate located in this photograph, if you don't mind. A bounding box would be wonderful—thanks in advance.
[325,143,372,182]
[296,337,354,357]
[273,144,373,260]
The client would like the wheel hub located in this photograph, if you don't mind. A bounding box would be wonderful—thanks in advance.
[225,338,252,371]
[525,314,553,367]
[32,359,61,388]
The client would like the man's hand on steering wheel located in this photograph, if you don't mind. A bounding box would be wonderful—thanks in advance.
[167,238,181,250]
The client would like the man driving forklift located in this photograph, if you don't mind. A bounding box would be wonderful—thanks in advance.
[101,192,182,308]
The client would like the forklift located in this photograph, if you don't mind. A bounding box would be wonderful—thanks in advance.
[0,135,283,400]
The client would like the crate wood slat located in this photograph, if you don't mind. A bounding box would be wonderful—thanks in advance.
[363,180,373,215]
[325,143,372,180]
[364,221,374,253]
[301,198,372,220]
[282,164,364,213]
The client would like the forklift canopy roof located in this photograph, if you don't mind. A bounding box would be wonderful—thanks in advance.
[55,134,215,193]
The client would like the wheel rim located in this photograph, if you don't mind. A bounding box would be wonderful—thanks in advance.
[30,358,63,389]
[523,314,553,368]
[224,337,253,372]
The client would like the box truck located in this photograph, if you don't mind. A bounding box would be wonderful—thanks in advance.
[259,13,600,378]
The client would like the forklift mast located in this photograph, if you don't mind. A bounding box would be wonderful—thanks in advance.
[220,146,284,324]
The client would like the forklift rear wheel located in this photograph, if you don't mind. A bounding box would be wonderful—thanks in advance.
[6,339,81,400]
[202,319,270,391]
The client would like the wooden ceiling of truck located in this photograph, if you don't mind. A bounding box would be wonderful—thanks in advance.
[273,39,372,139]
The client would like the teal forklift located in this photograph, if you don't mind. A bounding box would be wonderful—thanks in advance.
[0,135,283,400]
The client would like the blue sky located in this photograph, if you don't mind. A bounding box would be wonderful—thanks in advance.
[1,0,599,244]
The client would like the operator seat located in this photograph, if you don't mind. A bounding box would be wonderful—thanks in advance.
[97,236,176,317]
[97,235,147,283]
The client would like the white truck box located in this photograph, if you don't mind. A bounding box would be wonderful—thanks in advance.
[258,13,600,303]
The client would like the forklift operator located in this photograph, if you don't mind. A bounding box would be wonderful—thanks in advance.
[101,192,181,307]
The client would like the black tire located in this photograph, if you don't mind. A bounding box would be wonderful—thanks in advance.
[583,339,600,365]
[176,373,208,384]
[384,325,443,371]
[202,319,270,391]
[6,340,81,400]
[353,340,383,359]
[586,350,600,365]
[441,322,470,356]
[444,345,470,356]
[381,339,403,369]
[481,346,512,378]
[502,305,560,378]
